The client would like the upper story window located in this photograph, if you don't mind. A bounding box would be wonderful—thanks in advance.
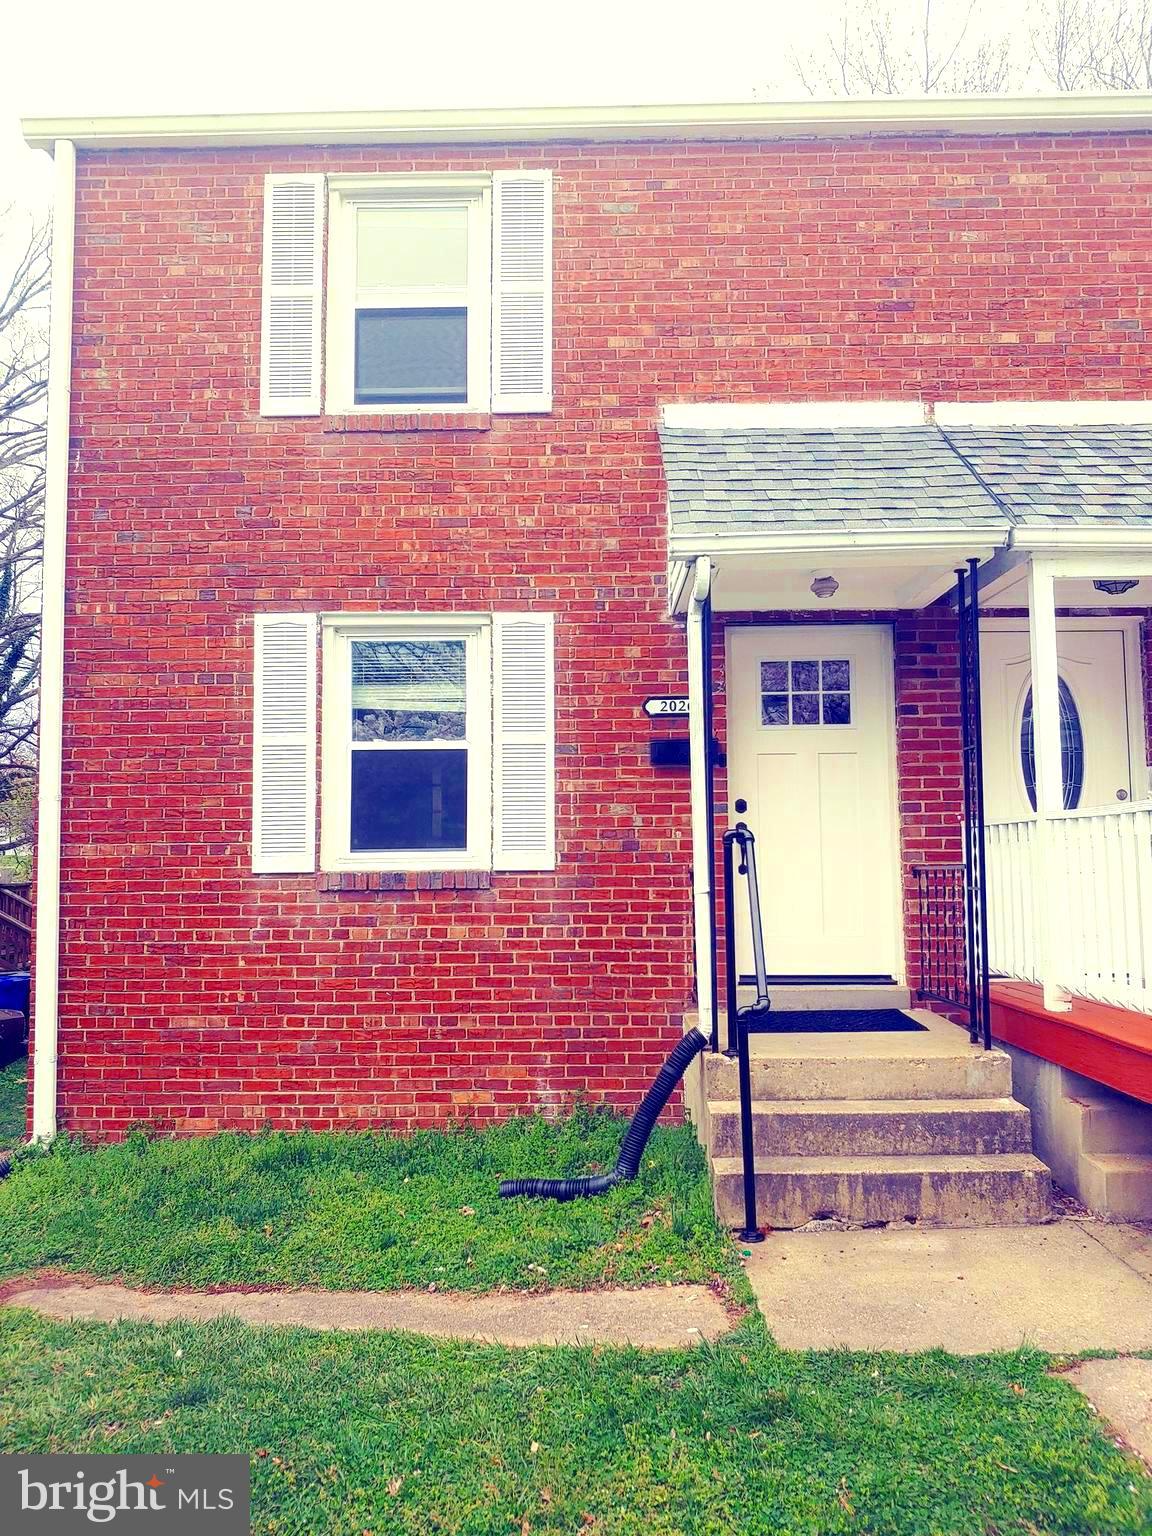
[259,171,552,420]
[330,182,491,414]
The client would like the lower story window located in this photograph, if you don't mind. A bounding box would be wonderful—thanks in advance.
[323,621,491,871]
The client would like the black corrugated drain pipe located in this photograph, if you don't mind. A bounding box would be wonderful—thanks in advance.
[498,1026,709,1201]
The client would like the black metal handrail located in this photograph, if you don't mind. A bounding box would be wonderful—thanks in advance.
[721,822,769,1243]
[912,863,971,1016]
[956,558,992,1050]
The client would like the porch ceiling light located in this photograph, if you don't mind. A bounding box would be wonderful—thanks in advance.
[1093,578,1140,596]
[810,574,839,599]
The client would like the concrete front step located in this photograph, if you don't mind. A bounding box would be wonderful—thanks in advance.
[707,1097,1034,1158]
[740,983,912,1012]
[711,1152,1053,1229]
[703,1044,1013,1103]
[1078,1152,1152,1219]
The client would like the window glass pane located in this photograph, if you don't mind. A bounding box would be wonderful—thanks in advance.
[822,660,850,690]
[355,308,468,405]
[762,694,788,726]
[760,661,788,691]
[350,748,467,851]
[357,203,469,288]
[792,693,819,725]
[791,660,819,690]
[351,639,466,741]
[823,692,851,725]
[1020,679,1084,812]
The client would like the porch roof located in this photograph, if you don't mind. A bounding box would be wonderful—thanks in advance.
[946,426,1152,527]
[661,424,1152,543]
[660,426,1007,539]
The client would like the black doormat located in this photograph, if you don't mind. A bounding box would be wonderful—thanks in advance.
[745,1008,927,1034]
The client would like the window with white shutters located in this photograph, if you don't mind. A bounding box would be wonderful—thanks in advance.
[307,613,555,874]
[260,171,552,417]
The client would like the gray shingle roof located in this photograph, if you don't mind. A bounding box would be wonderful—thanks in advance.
[660,423,1152,541]
[944,427,1152,527]
[660,427,1006,539]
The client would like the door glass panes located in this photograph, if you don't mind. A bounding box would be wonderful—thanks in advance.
[350,638,468,851]
[356,204,470,288]
[761,658,852,726]
[1020,678,1084,811]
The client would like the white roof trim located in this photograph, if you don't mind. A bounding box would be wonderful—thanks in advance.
[936,400,1152,426]
[22,93,1152,152]
[661,401,929,430]
[669,527,1008,559]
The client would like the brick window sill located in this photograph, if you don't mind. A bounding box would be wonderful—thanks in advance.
[319,870,493,892]
[322,413,492,434]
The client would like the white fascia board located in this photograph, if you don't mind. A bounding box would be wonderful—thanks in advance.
[661,401,929,430]
[668,527,1008,560]
[21,93,1152,152]
[1010,527,1152,552]
[936,400,1152,426]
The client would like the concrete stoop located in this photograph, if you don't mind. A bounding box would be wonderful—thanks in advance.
[1003,1049,1152,1219]
[689,994,1054,1230]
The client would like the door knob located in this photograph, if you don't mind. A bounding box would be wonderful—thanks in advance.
[1117,789,1130,801]
[734,798,748,814]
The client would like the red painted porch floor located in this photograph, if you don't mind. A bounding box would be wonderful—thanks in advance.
[990,981,1152,1103]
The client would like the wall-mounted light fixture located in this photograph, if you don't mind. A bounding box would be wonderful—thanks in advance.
[810,574,839,599]
[1093,578,1140,596]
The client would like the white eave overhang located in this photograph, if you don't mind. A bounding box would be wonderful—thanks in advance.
[668,527,1008,563]
[22,92,1152,153]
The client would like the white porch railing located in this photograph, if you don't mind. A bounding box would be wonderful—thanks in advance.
[986,802,1152,1011]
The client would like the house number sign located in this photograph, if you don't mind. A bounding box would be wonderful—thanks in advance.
[643,696,690,717]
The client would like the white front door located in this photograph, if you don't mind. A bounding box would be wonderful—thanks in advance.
[980,624,1141,822]
[726,625,902,980]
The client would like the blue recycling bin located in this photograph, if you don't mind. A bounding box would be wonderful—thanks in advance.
[0,971,30,1020]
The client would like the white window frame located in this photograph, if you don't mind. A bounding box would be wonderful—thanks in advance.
[320,614,492,872]
[325,175,492,416]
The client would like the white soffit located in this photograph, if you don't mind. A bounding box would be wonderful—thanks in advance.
[660,401,929,430]
[936,400,1152,426]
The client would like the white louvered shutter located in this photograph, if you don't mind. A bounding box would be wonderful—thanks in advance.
[260,175,326,415]
[492,614,555,870]
[252,614,317,872]
[491,171,553,414]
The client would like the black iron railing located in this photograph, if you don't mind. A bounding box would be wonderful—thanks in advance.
[912,863,971,1014]
[956,559,992,1049]
[721,822,769,1243]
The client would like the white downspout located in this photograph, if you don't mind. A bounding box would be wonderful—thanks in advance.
[31,139,77,1141]
[686,556,714,1040]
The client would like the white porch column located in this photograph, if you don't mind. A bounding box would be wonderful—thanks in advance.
[686,557,715,1040]
[1026,557,1071,1013]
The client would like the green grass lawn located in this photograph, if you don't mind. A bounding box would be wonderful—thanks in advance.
[1,1312,1148,1535]
[0,1112,1149,1533]
[0,1108,734,1293]
[0,1054,26,1147]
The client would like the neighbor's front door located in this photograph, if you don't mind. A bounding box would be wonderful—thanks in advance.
[980,624,1139,822]
[726,625,902,980]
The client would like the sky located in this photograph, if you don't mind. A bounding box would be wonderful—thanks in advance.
[2,0,1037,224]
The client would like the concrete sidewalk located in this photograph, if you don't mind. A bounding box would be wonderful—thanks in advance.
[745,1220,1152,1353]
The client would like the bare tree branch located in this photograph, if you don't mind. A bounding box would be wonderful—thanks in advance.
[0,213,48,875]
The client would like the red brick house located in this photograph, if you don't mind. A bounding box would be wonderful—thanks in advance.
[22,95,1152,1223]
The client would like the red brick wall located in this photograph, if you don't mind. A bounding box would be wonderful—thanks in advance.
[51,131,1152,1135]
